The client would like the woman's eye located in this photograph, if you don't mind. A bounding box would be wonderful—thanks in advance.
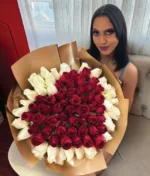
[105,29,114,35]
[93,31,99,36]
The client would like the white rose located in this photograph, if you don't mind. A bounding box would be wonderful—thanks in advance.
[107,106,121,121]
[40,67,50,79]
[23,89,38,101]
[12,107,28,118]
[75,146,84,160]
[47,84,58,95]
[20,100,33,107]
[32,142,48,160]
[50,68,60,80]
[103,115,115,132]
[64,147,74,166]
[59,63,71,75]
[90,68,102,78]
[47,145,59,163]
[34,86,47,96]
[28,73,45,88]
[12,117,28,129]
[104,87,116,99]
[79,62,90,72]
[17,126,31,141]
[98,76,107,84]
[45,73,56,86]
[102,132,113,142]
[84,147,97,160]
[109,98,119,105]
[103,99,113,111]
[56,147,66,165]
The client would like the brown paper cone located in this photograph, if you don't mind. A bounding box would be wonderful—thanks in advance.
[7,41,128,175]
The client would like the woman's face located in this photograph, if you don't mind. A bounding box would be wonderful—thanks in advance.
[92,16,119,57]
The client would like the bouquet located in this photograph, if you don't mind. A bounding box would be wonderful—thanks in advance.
[6,41,128,175]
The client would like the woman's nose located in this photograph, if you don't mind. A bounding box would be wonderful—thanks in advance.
[99,35,107,45]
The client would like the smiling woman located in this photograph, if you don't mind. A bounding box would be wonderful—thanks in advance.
[88,4,138,113]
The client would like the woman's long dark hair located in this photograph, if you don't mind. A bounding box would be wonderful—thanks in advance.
[88,4,129,71]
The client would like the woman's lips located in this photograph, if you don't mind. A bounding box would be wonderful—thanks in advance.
[99,46,109,51]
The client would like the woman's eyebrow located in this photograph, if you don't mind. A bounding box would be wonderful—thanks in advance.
[92,27,114,31]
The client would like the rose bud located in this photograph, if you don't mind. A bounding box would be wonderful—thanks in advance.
[78,125,88,138]
[83,135,93,148]
[21,112,33,122]
[42,125,53,139]
[67,126,77,138]
[96,124,107,134]
[28,124,39,135]
[88,125,99,136]
[96,105,106,115]
[94,135,105,149]
[56,125,67,137]
[28,103,38,113]
[38,104,51,114]
[60,136,72,150]
[49,134,60,147]
[31,133,45,146]
[32,114,47,125]
[68,116,79,126]
[73,136,82,148]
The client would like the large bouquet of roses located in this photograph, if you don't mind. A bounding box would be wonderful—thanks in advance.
[7,42,128,175]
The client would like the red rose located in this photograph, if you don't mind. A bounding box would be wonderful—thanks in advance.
[59,72,70,82]
[86,84,95,93]
[69,70,78,79]
[87,92,95,102]
[56,125,67,137]
[55,80,64,90]
[21,112,33,122]
[83,135,93,148]
[42,125,53,139]
[58,112,68,121]
[67,126,77,138]
[55,89,66,100]
[79,116,86,125]
[28,103,37,113]
[81,67,91,79]
[94,135,105,149]
[70,95,81,105]
[68,116,79,126]
[77,87,85,96]
[46,95,56,104]
[88,77,99,86]
[47,115,60,126]
[94,94,104,105]
[95,85,104,94]
[81,95,88,103]
[31,133,45,146]
[87,115,98,124]
[32,114,47,125]
[60,99,68,107]
[60,136,72,150]
[28,124,39,135]
[38,104,51,114]
[66,81,75,89]
[77,105,90,116]
[49,134,60,147]
[65,105,75,116]
[89,102,97,111]
[96,124,107,134]
[78,125,88,138]
[97,115,105,123]
[73,136,82,148]
[35,95,46,104]
[52,102,63,113]
[89,125,99,136]
[76,75,85,87]
[96,105,106,115]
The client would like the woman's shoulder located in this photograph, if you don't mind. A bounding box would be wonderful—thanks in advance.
[123,62,138,83]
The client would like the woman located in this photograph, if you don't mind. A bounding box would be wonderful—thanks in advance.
[88,4,138,111]
[82,4,138,176]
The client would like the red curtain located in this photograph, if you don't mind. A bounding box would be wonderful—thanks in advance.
[0,0,29,101]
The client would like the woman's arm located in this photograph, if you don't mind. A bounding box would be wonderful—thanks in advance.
[122,63,138,111]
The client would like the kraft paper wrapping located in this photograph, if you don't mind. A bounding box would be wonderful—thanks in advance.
[6,41,128,175]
